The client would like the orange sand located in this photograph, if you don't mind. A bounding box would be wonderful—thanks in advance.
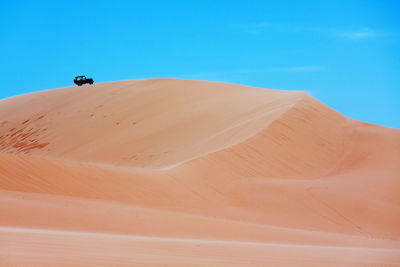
[1,79,399,266]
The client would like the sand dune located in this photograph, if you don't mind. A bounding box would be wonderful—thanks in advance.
[0,79,304,168]
[1,79,399,266]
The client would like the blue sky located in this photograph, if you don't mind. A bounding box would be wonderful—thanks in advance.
[1,0,399,128]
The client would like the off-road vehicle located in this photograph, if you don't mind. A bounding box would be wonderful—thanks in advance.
[74,75,94,86]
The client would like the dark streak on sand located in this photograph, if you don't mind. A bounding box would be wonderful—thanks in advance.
[0,125,50,154]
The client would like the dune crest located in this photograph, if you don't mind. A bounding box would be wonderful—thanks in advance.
[0,79,307,168]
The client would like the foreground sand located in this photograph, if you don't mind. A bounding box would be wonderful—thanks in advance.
[1,79,399,266]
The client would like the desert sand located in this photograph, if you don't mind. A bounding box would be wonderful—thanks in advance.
[0,78,399,266]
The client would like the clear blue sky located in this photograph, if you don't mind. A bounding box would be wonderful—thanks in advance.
[1,0,399,128]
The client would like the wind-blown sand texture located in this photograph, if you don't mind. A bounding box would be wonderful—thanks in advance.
[1,79,399,266]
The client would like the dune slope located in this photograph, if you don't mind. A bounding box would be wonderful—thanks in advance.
[1,79,399,266]
[0,79,304,168]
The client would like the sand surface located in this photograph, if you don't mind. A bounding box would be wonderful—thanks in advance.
[1,78,399,266]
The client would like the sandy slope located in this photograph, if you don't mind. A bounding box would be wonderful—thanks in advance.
[3,228,400,267]
[0,79,304,168]
[1,79,399,266]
